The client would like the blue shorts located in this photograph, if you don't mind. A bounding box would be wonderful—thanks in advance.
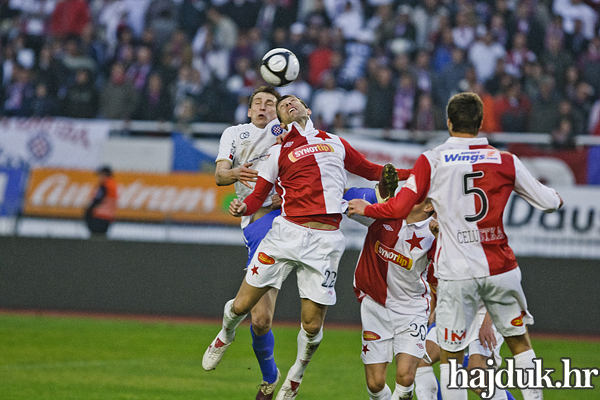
[242,209,281,267]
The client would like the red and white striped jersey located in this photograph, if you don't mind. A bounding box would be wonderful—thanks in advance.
[353,217,436,315]
[364,136,562,280]
[243,121,383,224]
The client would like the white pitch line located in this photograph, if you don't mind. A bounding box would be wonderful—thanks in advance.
[0,358,197,370]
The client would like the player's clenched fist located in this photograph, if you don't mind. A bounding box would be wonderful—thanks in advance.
[347,198,370,217]
[229,198,247,217]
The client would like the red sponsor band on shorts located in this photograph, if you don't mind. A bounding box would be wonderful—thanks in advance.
[288,143,335,162]
[363,331,381,341]
[511,311,527,326]
[258,252,275,265]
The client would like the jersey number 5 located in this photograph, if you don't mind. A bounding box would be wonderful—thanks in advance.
[462,171,488,222]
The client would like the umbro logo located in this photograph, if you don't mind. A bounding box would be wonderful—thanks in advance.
[383,224,393,231]
[284,142,294,148]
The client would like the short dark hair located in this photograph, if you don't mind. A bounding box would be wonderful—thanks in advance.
[276,95,308,121]
[248,86,282,107]
[98,166,113,176]
[446,92,483,135]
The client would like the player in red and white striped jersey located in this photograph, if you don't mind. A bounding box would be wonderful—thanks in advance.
[352,198,436,400]
[203,94,410,400]
[349,92,563,400]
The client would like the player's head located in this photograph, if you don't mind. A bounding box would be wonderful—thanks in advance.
[408,197,434,222]
[97,166,113,183]
[276,95,311,126]
[248,86,281,129]
[446,92,483,136]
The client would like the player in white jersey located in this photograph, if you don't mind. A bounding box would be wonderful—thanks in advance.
[352,197,436,400]
[213,86,284,400]
[348,92,563,400]
[204,94,410,400]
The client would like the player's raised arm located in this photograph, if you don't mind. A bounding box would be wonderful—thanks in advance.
[350,154,431,220]
[339,137,412,181]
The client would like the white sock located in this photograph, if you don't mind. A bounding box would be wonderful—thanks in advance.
[217,299,247,343]
[391,382,414,399]
[414,366,439,400]
[514,349,543,400]
[440,363,468,400]
[490,388,508,399]
[286,326,323,382]
[368,384,392,400]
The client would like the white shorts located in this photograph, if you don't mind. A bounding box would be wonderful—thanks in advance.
[428,313,504,366]
[245,216,345,306]
[360,296,428,364]
[436,267,533,352]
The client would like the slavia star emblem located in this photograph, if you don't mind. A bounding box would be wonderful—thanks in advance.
[406,232,424,251]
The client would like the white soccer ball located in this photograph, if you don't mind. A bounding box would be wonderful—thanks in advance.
[260,48,300,87]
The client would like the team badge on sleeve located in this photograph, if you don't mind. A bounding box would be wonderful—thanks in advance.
[271,124,284,136]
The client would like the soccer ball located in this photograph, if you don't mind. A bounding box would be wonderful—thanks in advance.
[260,48,300,87]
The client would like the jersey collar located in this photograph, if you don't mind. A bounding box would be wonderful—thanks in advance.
[446,136,489,146]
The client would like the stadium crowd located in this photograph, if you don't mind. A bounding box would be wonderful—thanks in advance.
[0,0,599,145]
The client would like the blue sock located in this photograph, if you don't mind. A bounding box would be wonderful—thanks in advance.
[436,376,442,400]
[343,187,377,204]
[251,325,278,383]
[462,354,470,368]
[505,390,516,400]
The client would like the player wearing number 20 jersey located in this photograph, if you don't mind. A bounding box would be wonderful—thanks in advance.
[353,198,437,400]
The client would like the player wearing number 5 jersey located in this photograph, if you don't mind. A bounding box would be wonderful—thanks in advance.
[353,198,436,400]
[349,92,563,400]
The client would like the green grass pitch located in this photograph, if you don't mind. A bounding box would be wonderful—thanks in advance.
[0,313,599,399]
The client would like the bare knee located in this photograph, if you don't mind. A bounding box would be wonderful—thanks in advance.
[301,320,322,336]
[251,309,273,335]
[232,298,252,316]
[366,375,387,393]
[396,366,416,387]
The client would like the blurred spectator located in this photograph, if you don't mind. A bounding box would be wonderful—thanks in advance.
[203,7,237,52]
[494,80,531,132]
[392,73,415,129]
[489,13,508,47]
[553,0,598,39]
[540,34,573,90]
[333,1,364,41]
[529,75,561,133]
[370,4,396,47]
[471,82,500,133]
[558,99,586,136]
[31,82,59,117]
[99,62,139,119]
[178,0,207,39]
[164,29,193,69]
[564,19,590,57]
[588,98,600,135]
[278,71,313,104]
[174,97,199,134]
[49,0,91,39]
[135,73,173,120]
[61,37,97,80]
[579,36,600,93]
[307,28,334,86]
[413,92,444,131]
[413,0,446,49]
[126,46,154,91]
[222,0,259,31]
[521,60,544,99]
[344,76,367,128]
[175,65,204,105]
[62,68,99,118]
[431,28,454,73]
[413,50,433,93]
[452,11,476,50]
[145,0,179,49]
[388,6,417,54]
[311,71,346,130]
[504,32,537,77]
[3,66,35,117]
[304,0,332,28]
[563,64,580,100]
[572,81,595,122]
[364,65,394,128]
[468,29,506,83]
[434,47,468,106]
[506,2,545,55]
[226,56,258,96]
[551,118,576,149]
